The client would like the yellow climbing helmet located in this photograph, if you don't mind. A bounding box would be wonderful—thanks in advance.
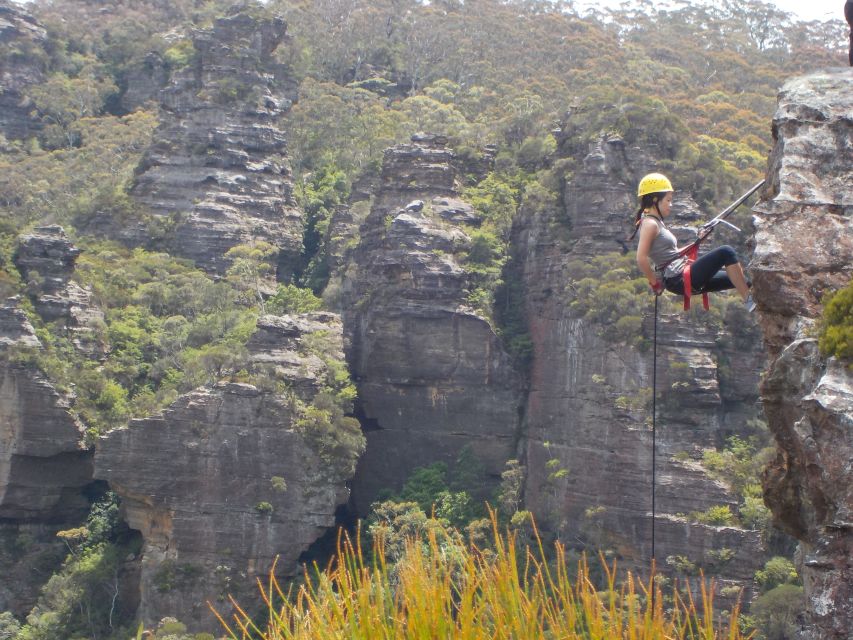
[637,173,674,198]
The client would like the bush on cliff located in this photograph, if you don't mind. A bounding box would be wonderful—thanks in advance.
[743,583,805,640]
[567,253,654,347]
[818,280,853,366]
[14,242,260,439]
[295,331,365,478]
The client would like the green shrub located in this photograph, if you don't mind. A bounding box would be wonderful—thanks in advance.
[666,554,699,575]
[747,584,804,640]
[267,284,324,315]
[818,281,853,365]
[14,494,135,640]
[254,501,273,515]
[692,505,736,526]
[398,463,451,514]
[162,40,196,69]
[755,556,799,592]
[295,400,364,479]
[567,253,662,347]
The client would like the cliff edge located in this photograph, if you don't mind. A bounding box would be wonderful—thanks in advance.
[752,69,853,640]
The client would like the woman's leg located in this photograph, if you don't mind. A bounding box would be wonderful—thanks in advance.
[689,246,750,300]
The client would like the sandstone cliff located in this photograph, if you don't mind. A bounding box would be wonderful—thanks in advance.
[95,312,360,631]
[342,134,524,514]
[0,0,45,141]
[0,299,93,616]
[517,136,766,598]
[127,5,302,278]
[752,69,852,639]
[14,225,104,354]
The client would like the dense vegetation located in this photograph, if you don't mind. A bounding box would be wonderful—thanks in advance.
[0,0,844,638]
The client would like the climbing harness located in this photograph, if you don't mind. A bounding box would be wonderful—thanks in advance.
[648,178,764,567]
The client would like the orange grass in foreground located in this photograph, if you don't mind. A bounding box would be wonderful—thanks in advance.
[213,517,750,639]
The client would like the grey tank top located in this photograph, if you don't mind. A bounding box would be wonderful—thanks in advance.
[642,215,686,278]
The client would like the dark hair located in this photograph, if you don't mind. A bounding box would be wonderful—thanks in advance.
[627,191,668,241]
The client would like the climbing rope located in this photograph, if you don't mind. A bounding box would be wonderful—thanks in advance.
[651,294,658,564]
[651,293,659,608]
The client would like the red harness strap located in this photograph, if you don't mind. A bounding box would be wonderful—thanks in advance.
[682,244,709,311]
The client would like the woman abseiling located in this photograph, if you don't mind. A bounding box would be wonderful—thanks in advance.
[632,173,756,312]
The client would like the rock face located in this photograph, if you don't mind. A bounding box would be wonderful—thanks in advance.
[752,70,853,639]
[0,299,93,616]
[0,300,92,522]
[120,52,170,113]
[0,0,45,141]
[518,136,765,598]
[13,225,104,353]
[95,312,357,631]
[343,135,523,514]
[129,5,302,277]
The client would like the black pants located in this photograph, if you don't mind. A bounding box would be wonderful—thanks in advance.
[664,245,741,295]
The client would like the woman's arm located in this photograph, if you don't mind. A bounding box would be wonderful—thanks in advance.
[636,219,661,287]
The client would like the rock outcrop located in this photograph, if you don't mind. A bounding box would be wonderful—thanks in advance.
[0,300,92,522]
[95,312,359,631]
[342,135,523,514]
[0,0,45,141]
[518,136,765,599]
[752,70,853,639]
[0,299,93,616]
[128,4,302,278]
[14,226,104,353]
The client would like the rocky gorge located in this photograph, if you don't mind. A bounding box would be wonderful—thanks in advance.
[0,0,851,636]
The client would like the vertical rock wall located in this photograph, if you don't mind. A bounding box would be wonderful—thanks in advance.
[95,313,357,631]
[343,135,523,514]
[128,5,302,278]
[518,137,765,597]
[0,300,93,617]
[752,69,853,639]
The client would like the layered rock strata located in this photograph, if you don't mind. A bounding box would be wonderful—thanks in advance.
[95,312,357,631]
[752,70,853,639]
[343,135,523,514]
[129,5,302,278]
[0,300,92,522]
[14,225,104,353]
[1,226,101,617]
[518,136,765,599]
[0,298,93,615]
[0,0,45,140]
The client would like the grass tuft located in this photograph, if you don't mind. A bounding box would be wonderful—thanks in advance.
[212,512,751,639]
